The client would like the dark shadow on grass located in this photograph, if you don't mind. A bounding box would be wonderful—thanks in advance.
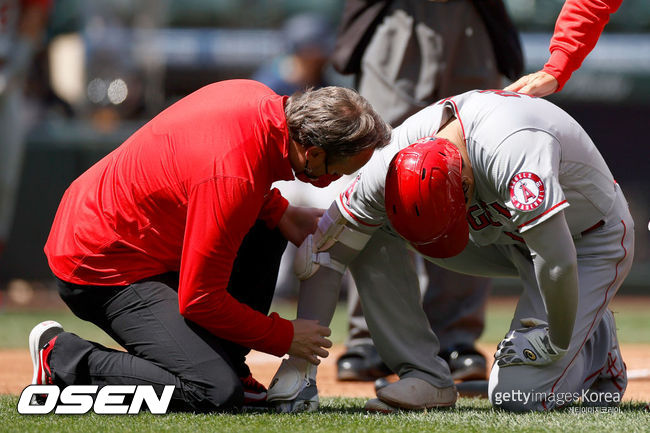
[308,404,496,415]
[557,401,649,412]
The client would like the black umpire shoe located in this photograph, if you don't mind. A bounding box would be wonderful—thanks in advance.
[337,344,393,381]
[439,344,487,382]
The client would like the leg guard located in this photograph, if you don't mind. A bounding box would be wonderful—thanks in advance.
[294,202,372,280]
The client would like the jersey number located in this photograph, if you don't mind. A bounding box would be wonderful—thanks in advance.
[467,202,525,243]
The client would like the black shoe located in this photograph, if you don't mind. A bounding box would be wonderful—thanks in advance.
[439,345,487,382]
[337,344,393,381]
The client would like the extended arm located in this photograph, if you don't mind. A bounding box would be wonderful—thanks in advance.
[522,210,578,350]
[178,179,296,356]
[505,0,623,96]
[544,0,623,92]
[494,211,578,368]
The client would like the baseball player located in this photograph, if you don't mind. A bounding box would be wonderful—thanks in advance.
[332,0,522,383]
[267,89,634,412]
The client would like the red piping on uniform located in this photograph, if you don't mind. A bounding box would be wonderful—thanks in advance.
[583,366,603,384]
[581,220,605,235]
[338,195,382,227]
[517,200,568,230]
[504,231,525,243]
[545,219,628,408]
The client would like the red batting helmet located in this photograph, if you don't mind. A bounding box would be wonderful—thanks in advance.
[384,136,468,258]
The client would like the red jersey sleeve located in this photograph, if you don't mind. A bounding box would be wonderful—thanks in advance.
[543,0,623,91]
[177,177,293,356]
[258,188,289,229]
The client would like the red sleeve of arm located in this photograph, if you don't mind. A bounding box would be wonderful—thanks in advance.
[258,187,289,229]
[177,177,293,357]
[543,0,623,91]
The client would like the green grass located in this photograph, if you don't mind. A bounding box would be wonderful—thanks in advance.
[1,395,648,433]
[480,298,650,345]
[0,301,352,349]
[2,300,649,432]
[0,310,118,349]
[2,297,648,349]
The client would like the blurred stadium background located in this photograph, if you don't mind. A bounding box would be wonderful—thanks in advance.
[0,0,648,306]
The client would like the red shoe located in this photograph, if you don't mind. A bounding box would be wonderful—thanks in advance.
[240,374,267,407]
[29,321,64,385]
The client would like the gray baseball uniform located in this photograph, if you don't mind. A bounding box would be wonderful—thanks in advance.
[345,0,499,351]
[301,89,634,409]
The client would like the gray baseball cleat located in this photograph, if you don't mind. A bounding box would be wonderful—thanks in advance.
[267,357,319,413]
[376,377,457,410]
[271,380,319,413]
[365,398,400,413]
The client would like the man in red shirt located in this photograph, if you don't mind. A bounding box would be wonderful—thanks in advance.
[30,79,390,412]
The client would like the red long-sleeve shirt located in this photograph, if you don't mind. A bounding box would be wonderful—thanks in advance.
[45,80,295,356]
[543,0,623,91]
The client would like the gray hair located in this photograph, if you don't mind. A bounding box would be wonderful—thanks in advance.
[285,86,391,163]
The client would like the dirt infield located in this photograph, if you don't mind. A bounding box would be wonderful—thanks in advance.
[2,344,649,402]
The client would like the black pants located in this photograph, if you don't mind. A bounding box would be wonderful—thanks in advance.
[49,220,288,413]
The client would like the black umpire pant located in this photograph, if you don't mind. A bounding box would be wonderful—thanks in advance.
[48,220,288,413]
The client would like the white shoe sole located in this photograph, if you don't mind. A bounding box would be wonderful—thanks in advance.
[29,320,64,384]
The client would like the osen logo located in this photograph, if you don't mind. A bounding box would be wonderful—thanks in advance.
[17,385,174,415]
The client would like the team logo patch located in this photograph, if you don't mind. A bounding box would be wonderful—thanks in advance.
[509,172,545,211]
[523,349,537,361]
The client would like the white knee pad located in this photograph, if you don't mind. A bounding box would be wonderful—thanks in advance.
[294,202,372,280]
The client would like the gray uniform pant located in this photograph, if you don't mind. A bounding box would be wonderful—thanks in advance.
[428,185,634,410]
[347,0,499,350]
[352,186,634,404]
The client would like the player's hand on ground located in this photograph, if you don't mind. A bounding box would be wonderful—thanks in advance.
[288,319,332,365]
[278,205,325,246]
[504,71,559,97]
[495,318,567,368]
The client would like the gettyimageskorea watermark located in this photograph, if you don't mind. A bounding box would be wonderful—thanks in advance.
[492,389,621,408]
[567,406,621,414]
